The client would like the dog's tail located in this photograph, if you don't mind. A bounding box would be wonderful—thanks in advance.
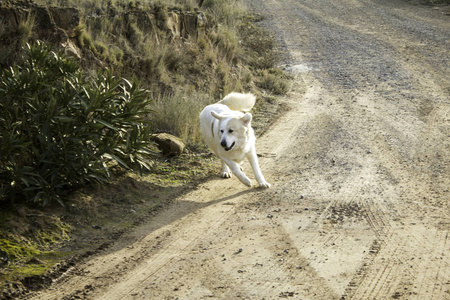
[218,92,256,112]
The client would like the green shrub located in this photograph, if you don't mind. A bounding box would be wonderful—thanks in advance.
[0,42,155,206]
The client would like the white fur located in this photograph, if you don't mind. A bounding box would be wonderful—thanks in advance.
[199,93,270,188]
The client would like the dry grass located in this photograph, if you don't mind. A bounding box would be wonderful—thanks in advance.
[149,91,212,145]
[256,69,291,95]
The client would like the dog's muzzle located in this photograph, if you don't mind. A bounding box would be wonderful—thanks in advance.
[221,141,235,151]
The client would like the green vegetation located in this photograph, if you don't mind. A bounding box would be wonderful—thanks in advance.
[257,69,291,95]
[0,205,72,284]
[0,42,155,206]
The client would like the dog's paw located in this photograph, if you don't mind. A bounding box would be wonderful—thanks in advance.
[258,181,271,188]
[220,171,232,178]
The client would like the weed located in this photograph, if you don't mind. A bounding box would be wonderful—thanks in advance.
[240,20,276,70]
[202,0,246,27]
[18,13,35,47]
[213,26,240,61]
[0,239,40,262]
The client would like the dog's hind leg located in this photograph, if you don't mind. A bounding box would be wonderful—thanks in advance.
[220,161,232,178]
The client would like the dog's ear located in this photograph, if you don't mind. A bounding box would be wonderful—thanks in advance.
[241,113,252,126]
[211,111,226,120]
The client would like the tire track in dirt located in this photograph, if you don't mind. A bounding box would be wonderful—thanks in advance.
[262,223,340,299]
[250,0,449,299]
[96,192,251,299]
[345,222,450,299]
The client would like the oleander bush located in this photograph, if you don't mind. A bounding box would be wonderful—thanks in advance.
[0,42,155,206]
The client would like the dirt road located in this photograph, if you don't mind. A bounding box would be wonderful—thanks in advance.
[23,0,449,299]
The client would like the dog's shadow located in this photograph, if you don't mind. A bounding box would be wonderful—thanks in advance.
[197,185,256,208]
[97,183,259,257]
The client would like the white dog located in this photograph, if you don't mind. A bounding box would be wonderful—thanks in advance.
[200,92,270,188]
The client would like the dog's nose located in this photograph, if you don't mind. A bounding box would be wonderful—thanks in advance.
[221,140,227,148]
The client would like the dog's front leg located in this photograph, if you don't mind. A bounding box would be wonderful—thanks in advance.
[220,160,232,178]
[247,150,271,188]
[222,158,252,187]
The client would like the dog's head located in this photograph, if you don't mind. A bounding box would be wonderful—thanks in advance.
[211,111,252,151]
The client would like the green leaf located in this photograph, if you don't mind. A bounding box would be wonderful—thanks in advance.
[102,153,130,170]
[54,116,75,122]
[93,118,119,131]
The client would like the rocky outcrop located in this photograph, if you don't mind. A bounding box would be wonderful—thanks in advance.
[48,7,79,37]
[0,0,208,68]
[0,1,206,49]
[0,1,79,41]
[125,9,206,42]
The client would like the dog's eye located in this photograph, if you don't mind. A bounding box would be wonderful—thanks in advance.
[220,130,224,133]
[228,129,234,133]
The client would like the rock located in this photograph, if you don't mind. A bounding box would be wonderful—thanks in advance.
[165,11,181,39]
[31,6,56,32]
[181,12,206,39]
[160,11,206,40]
[49,7,79,38]
[0,2,79,41]
[125,10,160,44]
[0,7,27,29]
[150,133,185,156]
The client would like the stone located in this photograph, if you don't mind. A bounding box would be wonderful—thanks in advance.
[150,133,185,156]
[49,7,79,37]
[164,12,181,39]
